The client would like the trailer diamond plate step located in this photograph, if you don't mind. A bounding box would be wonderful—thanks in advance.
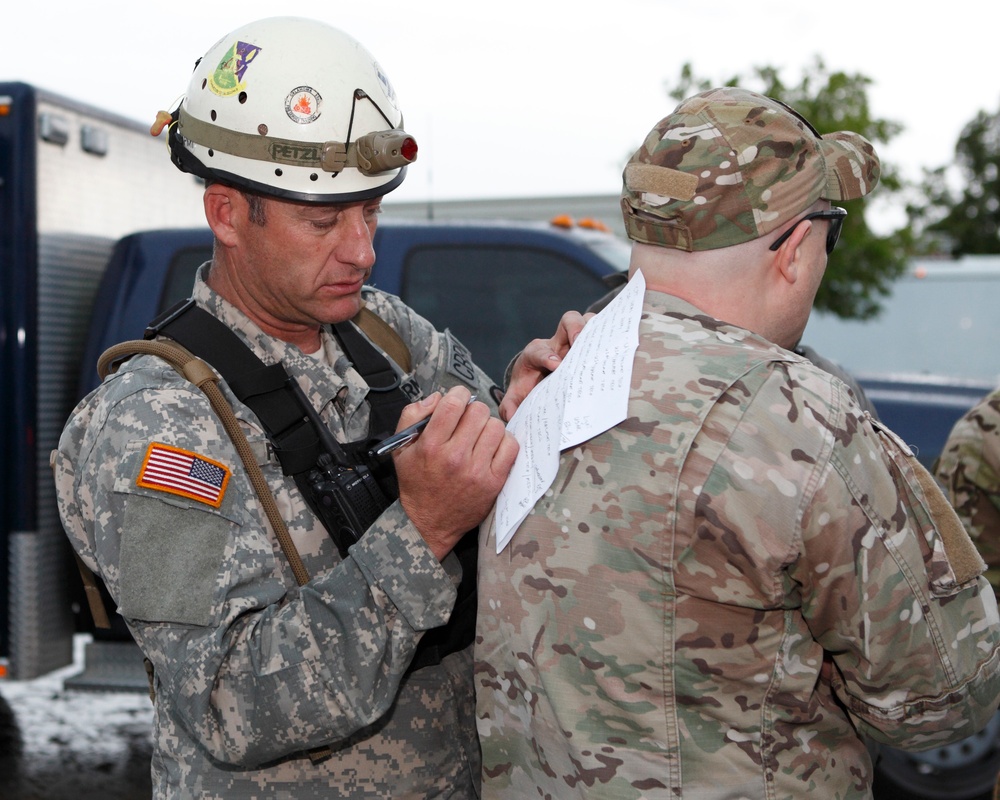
[63,640,150,694]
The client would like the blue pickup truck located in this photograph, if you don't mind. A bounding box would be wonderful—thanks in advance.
[78,217,631,396]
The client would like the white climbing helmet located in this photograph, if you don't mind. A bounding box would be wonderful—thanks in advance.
[166,16,416,203]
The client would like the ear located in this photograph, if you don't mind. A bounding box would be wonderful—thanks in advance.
[772,220,812,285]
[203,184,240,248]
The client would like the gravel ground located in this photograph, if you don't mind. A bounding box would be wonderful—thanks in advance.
[0,636,153,800]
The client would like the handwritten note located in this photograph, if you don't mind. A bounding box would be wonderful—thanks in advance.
[493,271,645,552]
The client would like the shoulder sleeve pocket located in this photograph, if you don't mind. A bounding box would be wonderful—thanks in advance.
[119,493,231,626]
[871,416,987,593]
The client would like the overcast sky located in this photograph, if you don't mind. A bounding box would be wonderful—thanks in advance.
[4,1,997,230]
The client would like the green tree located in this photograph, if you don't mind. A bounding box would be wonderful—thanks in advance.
[665,59,912,320]
[910,107,1000,255]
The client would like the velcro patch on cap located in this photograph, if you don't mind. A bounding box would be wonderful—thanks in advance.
[624,163,698,201]
[137,443,231,508]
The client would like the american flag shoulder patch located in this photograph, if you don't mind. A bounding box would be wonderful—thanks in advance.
[137,443,231,508]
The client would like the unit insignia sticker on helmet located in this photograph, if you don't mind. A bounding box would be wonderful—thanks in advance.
[286,87,322,124]
[208,40,262,97]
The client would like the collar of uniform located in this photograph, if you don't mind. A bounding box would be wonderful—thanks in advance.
[643,289,794,359]
[190,265,357,427]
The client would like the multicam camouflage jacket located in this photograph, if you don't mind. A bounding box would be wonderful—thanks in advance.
[54,266,494,799]
[936,386,1000,593]
[475,290,1000,800]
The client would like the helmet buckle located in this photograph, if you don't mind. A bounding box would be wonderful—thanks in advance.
[321,142,348,173]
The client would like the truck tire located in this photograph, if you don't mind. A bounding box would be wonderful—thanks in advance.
[872,710,1000,800]
[0,689,23,793]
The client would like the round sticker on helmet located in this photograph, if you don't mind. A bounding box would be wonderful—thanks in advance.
[285,87,322,124]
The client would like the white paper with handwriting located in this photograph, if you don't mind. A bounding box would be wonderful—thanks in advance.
[493,270,645,553]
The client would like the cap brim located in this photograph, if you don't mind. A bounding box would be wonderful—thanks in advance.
[819,131,881,202]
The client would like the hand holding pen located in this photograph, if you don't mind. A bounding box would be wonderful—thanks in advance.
[386,387,518,560]
[371,394,478,457]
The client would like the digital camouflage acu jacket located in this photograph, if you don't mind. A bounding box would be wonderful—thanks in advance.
[54,267,495,799]
[475,290,1000,800]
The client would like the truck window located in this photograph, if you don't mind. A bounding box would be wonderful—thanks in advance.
[400,245,609,383]
[159,246,213,311]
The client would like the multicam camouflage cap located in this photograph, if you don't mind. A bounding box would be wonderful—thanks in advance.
[621,87,881,251]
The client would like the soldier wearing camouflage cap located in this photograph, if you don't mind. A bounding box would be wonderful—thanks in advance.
[475,87,1000,799]
[936,386,1000,594]
[51,16,582,799]
[619,87,879,251]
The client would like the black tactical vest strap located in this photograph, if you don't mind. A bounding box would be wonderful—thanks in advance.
[331,320,410,443]
[145,299,412,474]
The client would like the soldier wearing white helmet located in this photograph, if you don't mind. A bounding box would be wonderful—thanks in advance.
[164,19,415,203]
[54,16,581,798]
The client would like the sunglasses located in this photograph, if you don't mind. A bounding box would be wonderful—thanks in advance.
[768,206,847,255]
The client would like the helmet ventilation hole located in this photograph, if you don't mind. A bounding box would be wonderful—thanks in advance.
[207,149,214,157]
[210,110,217,121]
[258,124,268,136]
[238,92,248,104]
[274,168,283,177]
[309,174,318,181]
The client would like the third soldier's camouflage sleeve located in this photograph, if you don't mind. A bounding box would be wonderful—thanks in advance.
[936,386,1000,592]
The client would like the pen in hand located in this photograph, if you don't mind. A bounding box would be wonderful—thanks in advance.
[370,395,478,457]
